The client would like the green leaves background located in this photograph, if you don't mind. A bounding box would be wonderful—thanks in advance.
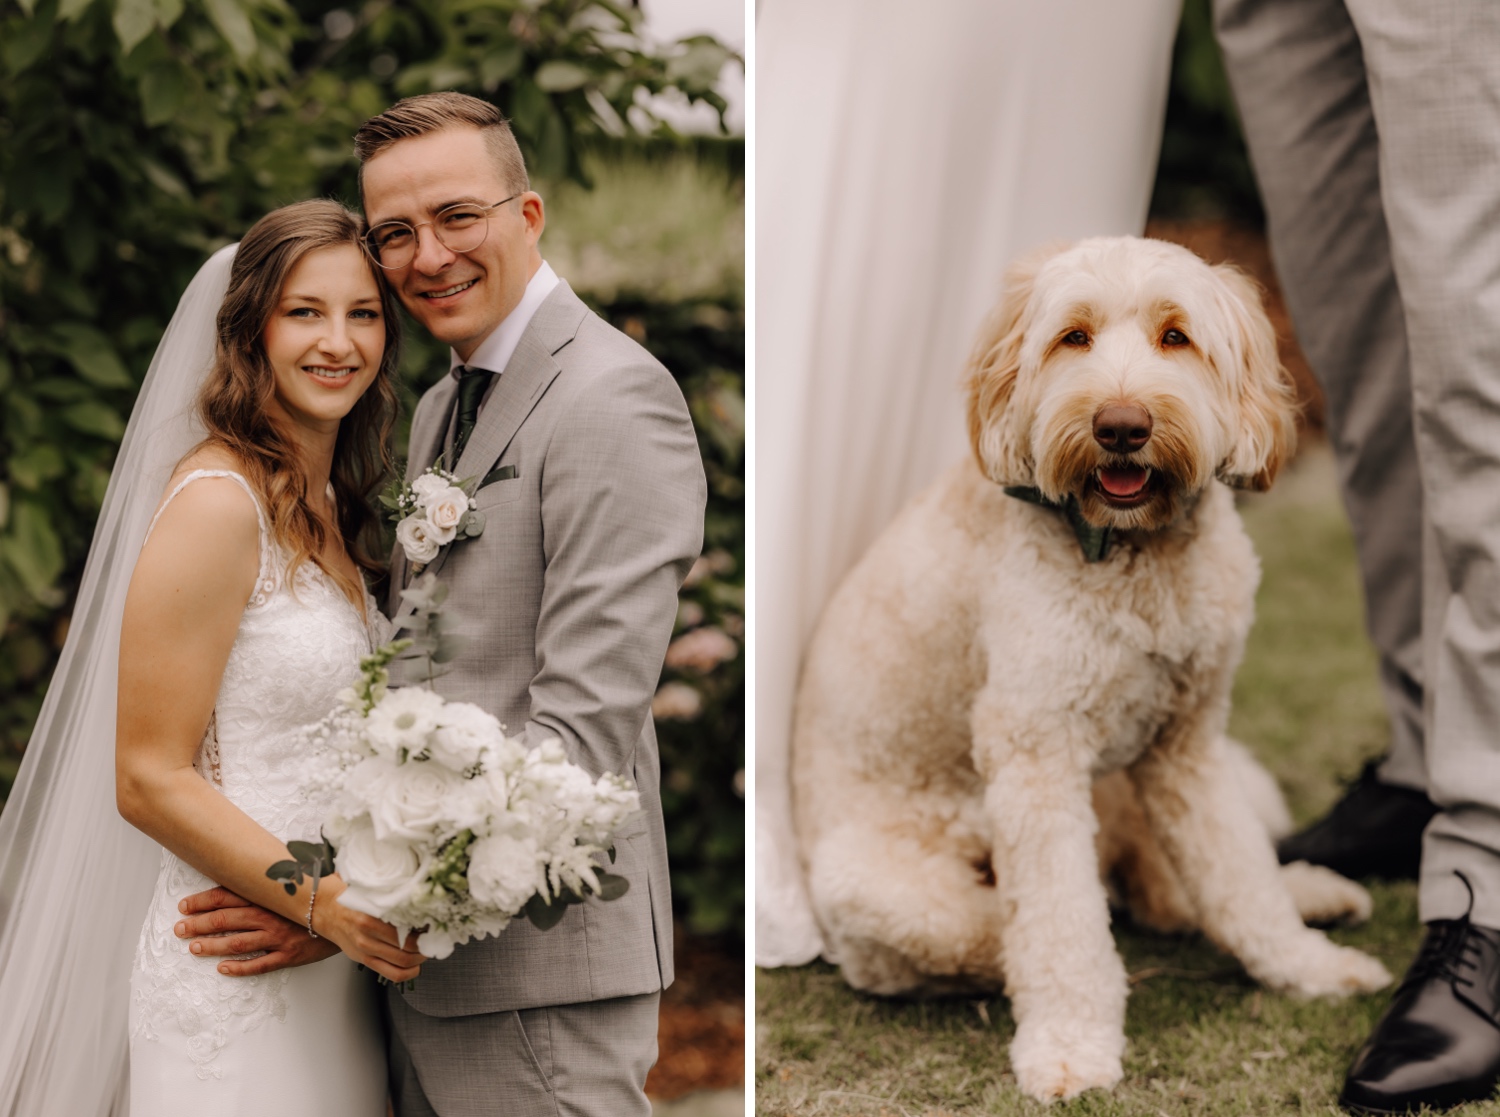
[0,0,744,940]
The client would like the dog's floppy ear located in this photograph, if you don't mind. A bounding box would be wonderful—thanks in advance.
[1211,264,1299,492]
[966,245,1060,484]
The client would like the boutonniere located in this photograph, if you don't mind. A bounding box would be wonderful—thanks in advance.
[382,461,485,569]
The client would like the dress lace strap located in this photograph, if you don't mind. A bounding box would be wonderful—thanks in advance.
[145,469,279,607]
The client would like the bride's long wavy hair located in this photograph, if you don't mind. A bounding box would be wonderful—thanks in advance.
[195,199,401,600]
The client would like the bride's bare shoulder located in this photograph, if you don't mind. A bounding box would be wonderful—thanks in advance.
[148,446,262,546]
[170,443,251,482]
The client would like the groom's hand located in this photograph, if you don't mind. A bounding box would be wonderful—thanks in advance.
[175,886,340,975]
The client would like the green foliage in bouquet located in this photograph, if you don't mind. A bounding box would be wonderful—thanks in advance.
[266,836,336,896]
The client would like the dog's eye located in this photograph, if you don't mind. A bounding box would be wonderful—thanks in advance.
[1062,330,1089,347]
[1162,329,1190,347]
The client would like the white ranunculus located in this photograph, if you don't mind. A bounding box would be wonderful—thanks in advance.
[428,701,503,772]
[396,516,441,564]
[364,687,447,760]
[467,833,547,913]
[334,817,429,917]
[410,473,450,502]
[425,486,471,533]
[353,755,468,841]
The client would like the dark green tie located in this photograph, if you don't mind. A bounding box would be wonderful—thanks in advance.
[452,364,491,464]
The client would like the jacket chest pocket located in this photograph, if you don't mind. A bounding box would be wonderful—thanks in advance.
[474,476,524,510]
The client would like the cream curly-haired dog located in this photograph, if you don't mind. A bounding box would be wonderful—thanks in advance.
[791,237,1392,1103]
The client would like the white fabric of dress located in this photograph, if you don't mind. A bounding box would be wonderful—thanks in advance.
[754,0,1181,966]
[127,469,388,1115]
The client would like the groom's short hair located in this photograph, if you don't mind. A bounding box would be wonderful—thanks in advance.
[354,92,530,195]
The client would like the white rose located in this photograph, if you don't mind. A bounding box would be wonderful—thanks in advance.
[466,833,547,913]
[334,817,429,918]
[396,516,441,564]
[346,753,466,841]
[410,473,450,502]
[425,486,471,533]
[364,687,447,760]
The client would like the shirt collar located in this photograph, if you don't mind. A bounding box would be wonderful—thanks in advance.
[448,260,561,379]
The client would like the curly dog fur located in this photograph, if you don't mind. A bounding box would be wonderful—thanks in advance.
[791,237,1390,1103]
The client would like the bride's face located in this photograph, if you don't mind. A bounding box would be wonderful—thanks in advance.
[261,243,385,434]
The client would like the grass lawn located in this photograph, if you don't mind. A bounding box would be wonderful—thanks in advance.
[755,442,1486,1116]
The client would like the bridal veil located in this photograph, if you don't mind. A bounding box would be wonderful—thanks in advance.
[754,0,1180,966]
[0,245,236,1116]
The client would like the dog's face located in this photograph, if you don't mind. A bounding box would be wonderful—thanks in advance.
[967,237,1298,531]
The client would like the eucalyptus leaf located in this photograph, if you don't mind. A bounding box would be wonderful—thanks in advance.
[595,872,629,902]
[523,893,568,931]
[430,631,466,664]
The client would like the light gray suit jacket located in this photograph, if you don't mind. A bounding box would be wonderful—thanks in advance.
[387,281,706,1017]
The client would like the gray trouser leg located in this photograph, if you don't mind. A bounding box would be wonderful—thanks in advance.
[1340,0,1500,926]
[386,986,660,1117]
[1219,0,1500,923]
[1214,0,1427,793]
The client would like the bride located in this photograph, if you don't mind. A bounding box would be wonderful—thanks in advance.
[0,199,423,1115]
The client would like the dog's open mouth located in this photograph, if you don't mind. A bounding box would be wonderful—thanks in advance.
[1095,464,1154,507]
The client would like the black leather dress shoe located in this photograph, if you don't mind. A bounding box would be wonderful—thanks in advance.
[1341,912,1500,1113]
[1278,760,1436,879]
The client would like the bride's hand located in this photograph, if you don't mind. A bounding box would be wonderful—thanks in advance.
[176,886,341,975]
[311,879,426,983]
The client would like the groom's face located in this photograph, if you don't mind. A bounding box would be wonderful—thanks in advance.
[362,126,544,362]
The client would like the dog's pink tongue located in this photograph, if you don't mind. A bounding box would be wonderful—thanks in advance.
[1099,465,1149,498]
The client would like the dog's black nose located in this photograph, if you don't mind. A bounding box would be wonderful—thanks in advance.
[1093,404,1153,453]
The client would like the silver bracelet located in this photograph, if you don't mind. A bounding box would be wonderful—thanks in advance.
[306,874,320,939]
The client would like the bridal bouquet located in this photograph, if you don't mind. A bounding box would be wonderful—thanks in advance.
[272,578,639,960]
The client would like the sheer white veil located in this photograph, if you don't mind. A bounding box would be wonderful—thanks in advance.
[0,244,237,1117]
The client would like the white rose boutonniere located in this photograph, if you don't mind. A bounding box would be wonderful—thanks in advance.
[381,462,485,570]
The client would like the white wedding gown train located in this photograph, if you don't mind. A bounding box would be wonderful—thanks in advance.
[755,0,1181,966]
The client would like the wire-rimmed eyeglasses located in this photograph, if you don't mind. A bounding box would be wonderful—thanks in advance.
[363,195,521,270]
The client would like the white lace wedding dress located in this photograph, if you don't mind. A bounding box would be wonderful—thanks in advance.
[127,470,388,1115]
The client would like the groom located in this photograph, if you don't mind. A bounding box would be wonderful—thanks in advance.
[178,92,706,1115]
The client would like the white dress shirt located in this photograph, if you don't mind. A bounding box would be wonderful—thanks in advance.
[447,260,562,417]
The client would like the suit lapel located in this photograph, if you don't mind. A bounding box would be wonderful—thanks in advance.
[394,282,587,601]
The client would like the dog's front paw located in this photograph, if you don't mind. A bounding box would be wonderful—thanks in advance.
[1279,860,1373,926]
[1010,1020,1124,1103]
[1258,933,1392,998]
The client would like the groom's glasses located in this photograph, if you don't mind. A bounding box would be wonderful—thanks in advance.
[363,195,521,270]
